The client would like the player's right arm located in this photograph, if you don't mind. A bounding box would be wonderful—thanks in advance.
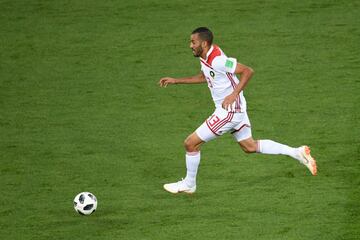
[159,72,206,87]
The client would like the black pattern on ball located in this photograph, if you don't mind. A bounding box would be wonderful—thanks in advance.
[79,194,85,204]
[88,193,96,201]
[84,204,94,211]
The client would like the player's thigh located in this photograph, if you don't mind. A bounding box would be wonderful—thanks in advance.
[231,112,252,142]
[195,121,218,143]
[230,112,257,153]
[184,132,205,149]
[195,108,233,142]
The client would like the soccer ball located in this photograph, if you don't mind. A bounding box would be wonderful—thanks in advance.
[73,192,97,215]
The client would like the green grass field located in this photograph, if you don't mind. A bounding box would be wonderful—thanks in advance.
[1,0,359,239]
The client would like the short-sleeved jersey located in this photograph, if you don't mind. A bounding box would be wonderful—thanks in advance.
[200,45,246,113]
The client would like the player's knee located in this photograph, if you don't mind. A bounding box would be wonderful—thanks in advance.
[184,139,194,152]
[184,138,199,152]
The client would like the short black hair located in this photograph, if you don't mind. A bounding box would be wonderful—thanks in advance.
[192,27,213,45]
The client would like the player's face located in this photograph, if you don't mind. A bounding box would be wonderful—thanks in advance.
[190,33,204,57]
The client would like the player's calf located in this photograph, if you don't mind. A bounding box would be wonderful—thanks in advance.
[238,138,258,153]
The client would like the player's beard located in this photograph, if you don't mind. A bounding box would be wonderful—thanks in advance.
[192,46,203,58]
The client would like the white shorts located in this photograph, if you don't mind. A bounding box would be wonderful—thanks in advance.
[195,108,252,142]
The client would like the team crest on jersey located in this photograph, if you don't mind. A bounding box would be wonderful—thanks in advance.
[210,71,215,78]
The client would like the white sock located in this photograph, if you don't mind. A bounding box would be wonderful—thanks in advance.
[257,139,299,161]
[184,151,200,187]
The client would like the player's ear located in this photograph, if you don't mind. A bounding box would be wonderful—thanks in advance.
[201,41,207,48]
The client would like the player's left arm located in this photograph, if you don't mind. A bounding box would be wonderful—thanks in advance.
[222,63,254,110]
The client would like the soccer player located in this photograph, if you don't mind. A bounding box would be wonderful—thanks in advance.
[159,27,317,194]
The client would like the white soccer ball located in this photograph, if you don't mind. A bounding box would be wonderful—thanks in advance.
[73,192,97,215]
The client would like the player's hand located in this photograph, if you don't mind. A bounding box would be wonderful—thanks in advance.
[159,77,177,87]
[222,93,237,111]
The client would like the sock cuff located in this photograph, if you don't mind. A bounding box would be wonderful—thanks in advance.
[186,151,200,156]
[256,140,261,153]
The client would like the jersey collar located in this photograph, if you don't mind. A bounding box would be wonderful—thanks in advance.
[200,45,214,61]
